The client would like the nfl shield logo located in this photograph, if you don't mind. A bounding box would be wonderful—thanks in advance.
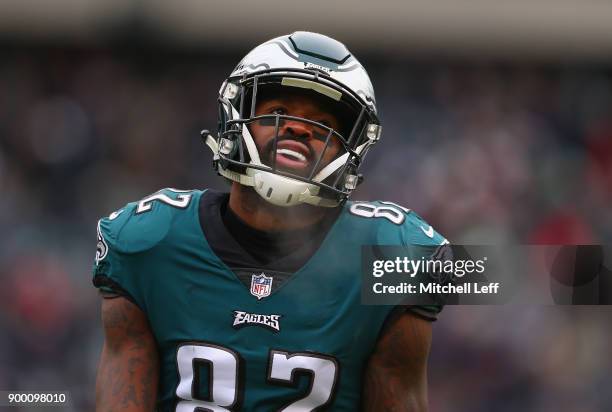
[250,273,273,300]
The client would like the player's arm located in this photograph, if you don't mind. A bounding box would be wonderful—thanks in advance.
[96,295,159,412]
[362,311,432,412]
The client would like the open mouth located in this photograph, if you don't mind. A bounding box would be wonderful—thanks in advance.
[277,148,306,162]
[273,140,312,170]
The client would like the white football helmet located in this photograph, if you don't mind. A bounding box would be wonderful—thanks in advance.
[204,31,381,207]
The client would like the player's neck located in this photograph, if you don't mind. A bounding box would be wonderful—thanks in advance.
[228,183,328,232]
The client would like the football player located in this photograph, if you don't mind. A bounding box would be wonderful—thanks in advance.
[94,32,447,411]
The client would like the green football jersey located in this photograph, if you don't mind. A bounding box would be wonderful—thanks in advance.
[93,188,446,411]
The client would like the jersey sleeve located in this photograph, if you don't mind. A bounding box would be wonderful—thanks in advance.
[92,190,180,311]
[401,210,449,321]
[92,201,143,309]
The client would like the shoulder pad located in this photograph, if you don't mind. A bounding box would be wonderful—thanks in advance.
[98,188,199,254]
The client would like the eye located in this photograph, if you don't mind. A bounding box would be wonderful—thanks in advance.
[318,119,332,128]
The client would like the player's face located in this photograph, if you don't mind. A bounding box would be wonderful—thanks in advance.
[249,92,344,178]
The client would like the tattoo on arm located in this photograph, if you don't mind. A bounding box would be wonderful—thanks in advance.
[96,297,159,412]
[362,312,432,412]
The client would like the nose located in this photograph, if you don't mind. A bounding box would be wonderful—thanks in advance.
[281,118,313,140]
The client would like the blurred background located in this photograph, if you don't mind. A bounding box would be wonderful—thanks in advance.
[1,0,611,411]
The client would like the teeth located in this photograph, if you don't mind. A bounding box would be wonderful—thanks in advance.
[277,148,306,162]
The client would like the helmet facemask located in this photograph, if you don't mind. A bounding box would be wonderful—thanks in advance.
[209,68,381,207]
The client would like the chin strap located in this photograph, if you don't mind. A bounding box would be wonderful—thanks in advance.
[298,189,340,207]
[314,141,369,182]
[206,134,255,186]
[205,133,342,207]
[220,167,256,187]
[205,133,220,159]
